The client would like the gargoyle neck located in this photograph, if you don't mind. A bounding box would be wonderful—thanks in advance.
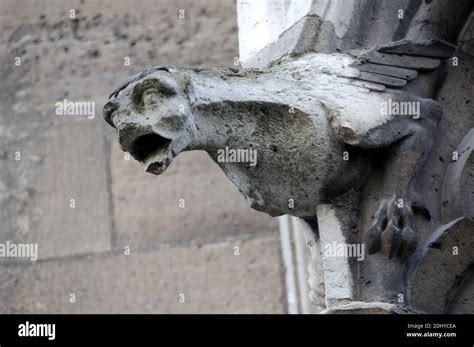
[185,69,303,151]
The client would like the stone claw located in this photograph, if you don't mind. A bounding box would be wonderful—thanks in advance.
[365,195,418,261]
[398,226,418,261]
[381,220,402,259]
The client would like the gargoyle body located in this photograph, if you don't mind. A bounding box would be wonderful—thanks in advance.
[104,41,447,259]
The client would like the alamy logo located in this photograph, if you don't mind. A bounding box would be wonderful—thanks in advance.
[55,98,95,119]
[323,241,365,261]
[0,241,38,262]
[217,146,257,167]
[18,321,55,340]
[380,99,420,119]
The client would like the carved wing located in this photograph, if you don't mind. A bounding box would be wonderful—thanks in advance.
[347,39,456,93]
[321,39,456,146]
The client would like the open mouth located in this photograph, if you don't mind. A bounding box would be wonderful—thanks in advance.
[129,133,173,174]
[130,133,171,161]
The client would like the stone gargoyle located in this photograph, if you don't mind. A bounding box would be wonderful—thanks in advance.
[104,39,455,261]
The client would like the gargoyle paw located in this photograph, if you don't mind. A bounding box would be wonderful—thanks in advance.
[365,195,418,260]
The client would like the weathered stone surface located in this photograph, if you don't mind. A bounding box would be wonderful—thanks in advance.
[360,50,441,70]
[0,236,284,313]
[238,15,322,69]
[460,12,474,55]
[321,301,395,314]
[407,218,474,313]
[355,63,418,80]
[0,0,241,256]
[379,38,456,58]
[448,266,474,314]
[0,0,287,314]
[111,144,279,249]
[278,215,322,314]
[236,0,315,64]
[237,0,472,69]
[32,121,111,258]
[1,0,238,68]
[104,51,441,227]
[441,129,474,223]
[103,39,453,315]
[317,204,354,307]
[405,0,473,42]
[233,0,474,314]
[357,71,407,87]
[0,121,112,260]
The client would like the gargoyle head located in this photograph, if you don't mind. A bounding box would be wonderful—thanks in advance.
[103,66,195,174]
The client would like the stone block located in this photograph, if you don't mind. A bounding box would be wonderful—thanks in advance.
[0,235,284,313]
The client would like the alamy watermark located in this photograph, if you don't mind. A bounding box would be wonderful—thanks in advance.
[217,146,257,167]
[380,99,420,119]
[323,241,365,261]
[18,321,55,340]
[0,241,38,262]
[55,99,95,119]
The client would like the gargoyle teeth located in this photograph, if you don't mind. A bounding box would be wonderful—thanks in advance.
[144,154,171,175]
[142,143,174,175]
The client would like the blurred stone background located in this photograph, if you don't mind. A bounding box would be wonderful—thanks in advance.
[0,0,285,313]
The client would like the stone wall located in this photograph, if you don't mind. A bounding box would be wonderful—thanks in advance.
[0,0,285,313]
